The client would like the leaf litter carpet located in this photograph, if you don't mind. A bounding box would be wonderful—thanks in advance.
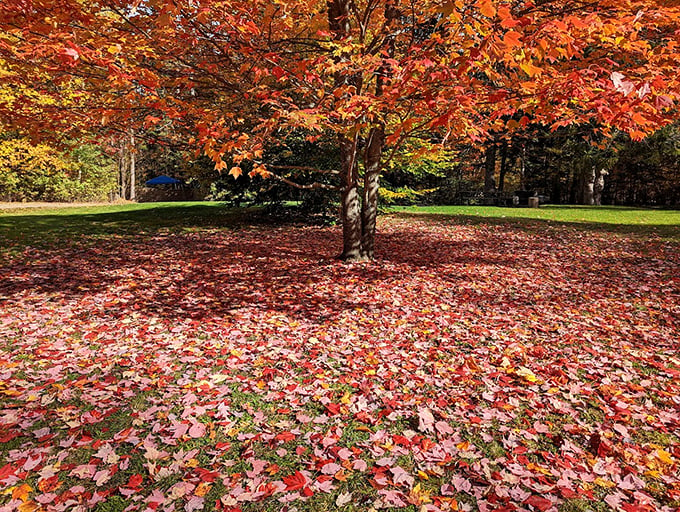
[1,216,678,511]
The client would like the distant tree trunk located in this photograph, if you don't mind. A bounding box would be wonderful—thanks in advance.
[118,147,127,200]
[551,171,562,204]
[519,143,527,190]
[593,168,607,206]
[498,141,508,193]
[484,143,497,197]
[583,166,595,205]
[129,131,136,202]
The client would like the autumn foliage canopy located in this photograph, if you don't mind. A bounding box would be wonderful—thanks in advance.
[1,0,679,257]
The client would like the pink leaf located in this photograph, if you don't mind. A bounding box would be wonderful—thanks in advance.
[435,420,454,435]
[188,422,206,438]
[321,462,342,475]
[418,407,435,433]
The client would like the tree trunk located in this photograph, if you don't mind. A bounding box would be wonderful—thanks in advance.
[498,141,508,193]
[118,147,127,200]
[328,0,362,260]
[484,143,497,197]
[330,0,391,261]
[129,131,136,202]
[519,143,527,190]
[582,166,595,205]
[339,135,362,261]
[593,168,607,206]
[360,126,384,260]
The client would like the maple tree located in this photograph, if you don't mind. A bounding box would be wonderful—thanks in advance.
[1,1,680,258]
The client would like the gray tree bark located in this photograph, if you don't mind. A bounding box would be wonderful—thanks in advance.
[129,131,136,202]
[328,0,392,261]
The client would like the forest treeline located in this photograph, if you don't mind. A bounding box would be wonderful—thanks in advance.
[2,123,678,207]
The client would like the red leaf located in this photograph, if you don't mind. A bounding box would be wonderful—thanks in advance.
[128,474,144,488]
[283,471,307,491]
[524,495,553,511]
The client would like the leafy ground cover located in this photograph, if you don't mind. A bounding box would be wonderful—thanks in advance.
[1,204,679,512]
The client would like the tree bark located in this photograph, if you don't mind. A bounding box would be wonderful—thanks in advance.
[329,0,391,261]
[498,141,508,193]
[484,143,497,197]
[339,135,363,261]
[593,168,607,206]
[328,0,362,260]
[583,166,595,205]
[118,147,127,200]
[129,131,136,202]
[360,126,384,259]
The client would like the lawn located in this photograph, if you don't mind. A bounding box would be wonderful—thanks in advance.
[1,203,679,512]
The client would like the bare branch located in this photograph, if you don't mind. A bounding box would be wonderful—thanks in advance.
[267,164,339,175]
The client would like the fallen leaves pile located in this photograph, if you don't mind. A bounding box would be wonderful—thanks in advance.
[1,215,679,512]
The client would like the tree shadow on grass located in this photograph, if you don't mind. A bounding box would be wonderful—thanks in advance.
[0,205,260,247]
[2,213,676,329]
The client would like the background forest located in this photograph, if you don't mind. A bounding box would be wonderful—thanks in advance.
[2,123,678,208]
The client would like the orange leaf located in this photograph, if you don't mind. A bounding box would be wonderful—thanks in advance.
[503,31,522,48]
[18,502,40,512]
[12,484,33,502]
[195,482,212,497]
[478,0,496,18]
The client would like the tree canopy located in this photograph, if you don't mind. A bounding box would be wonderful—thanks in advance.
[1,0,679,257]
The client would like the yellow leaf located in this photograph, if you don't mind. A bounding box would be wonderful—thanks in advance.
[517,367,538,382]
[520,61,542,77]
[340,391,352,405]
[456,441,471,451]
[656,449,674,465]
[594,477,616,488]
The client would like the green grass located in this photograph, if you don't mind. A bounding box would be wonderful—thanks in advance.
[1,201,678,256]
[0,202,255,253]
[391,205,680,240]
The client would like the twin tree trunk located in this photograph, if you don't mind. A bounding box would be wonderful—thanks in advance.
[339,127,384,261]
[328,0,389,261]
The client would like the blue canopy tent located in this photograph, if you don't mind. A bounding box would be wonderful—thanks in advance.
[145,175,182,186]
